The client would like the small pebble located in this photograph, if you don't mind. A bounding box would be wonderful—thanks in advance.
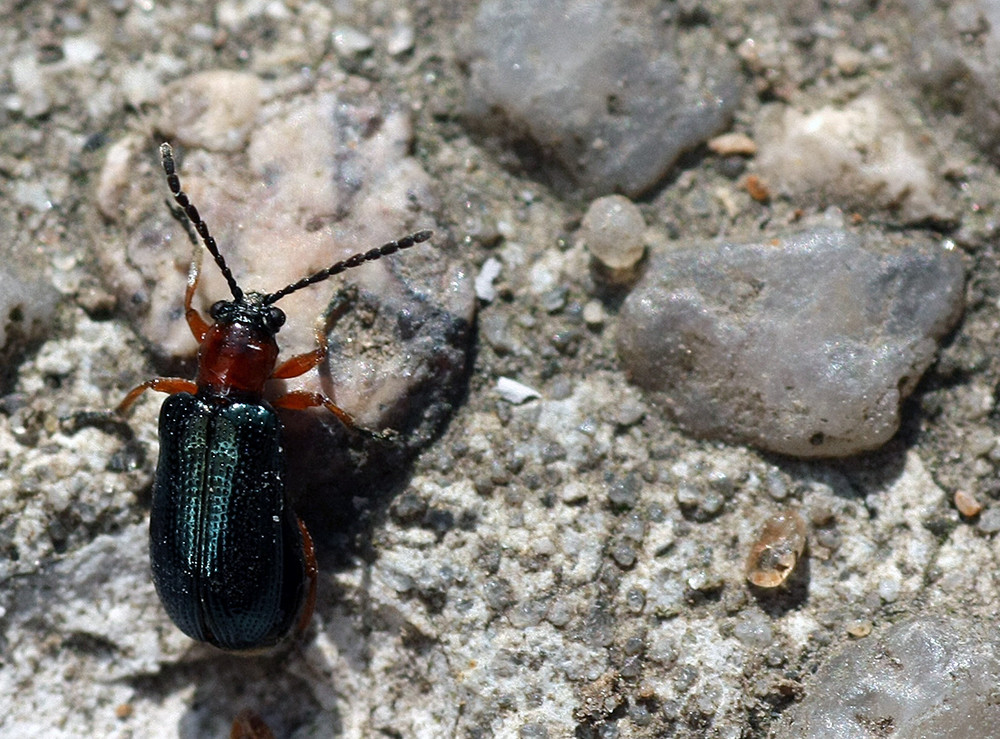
[954,490,983,518]
[877,577,900,603]
[832,44,865,76]
[733,611,774,649]
[580,194,646,279]
[625,588,646,613]
[332,26,374,56]
[976,507,1000,534]
[708,132,757,156]
[386,23,415,56]
[475,257,503,301]
[611,542,637,568]
[765,471,788,500]
[545,599,573,627]
[582,300,606,327]
[846,619,873,638]
[746,509,807,588]
[497,377,541,404]
[742,173,771,202]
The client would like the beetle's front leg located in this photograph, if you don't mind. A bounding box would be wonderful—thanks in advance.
[115,377,198,416]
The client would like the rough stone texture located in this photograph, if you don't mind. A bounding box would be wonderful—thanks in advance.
[7,1,1000,737]
[775,617,1000,739]
[463,0,741,198]
[907,0,1000,165]
[95,72,475,441]
[755,94,953,224]
[618,227,965,457]
[0,270,58,366]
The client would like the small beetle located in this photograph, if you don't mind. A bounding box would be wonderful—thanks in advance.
[118,143,431,651]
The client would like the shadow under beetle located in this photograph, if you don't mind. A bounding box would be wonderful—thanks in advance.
[117,143,431,651]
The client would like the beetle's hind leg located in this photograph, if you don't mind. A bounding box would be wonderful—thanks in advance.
[294,517,318,636]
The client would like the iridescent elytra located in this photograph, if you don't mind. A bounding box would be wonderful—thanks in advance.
[117,143,431,650]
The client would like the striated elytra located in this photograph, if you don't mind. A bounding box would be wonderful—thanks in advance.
[151,396,305,650]
[118,143,431,651]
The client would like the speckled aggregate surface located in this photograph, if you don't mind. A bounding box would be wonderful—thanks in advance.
[3,2,1000,738]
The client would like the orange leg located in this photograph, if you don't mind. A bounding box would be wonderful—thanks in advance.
[115,377,198,416]
[294,517,318,637]
[271,390,394,441]
[271,346,324,380]
[271,325,327,380]
[270,318,393,438]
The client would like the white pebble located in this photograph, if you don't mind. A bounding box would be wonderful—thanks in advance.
[387,23,415,56]
[333,26,373,55]
[475,257,502,302]
[497,377,541,404]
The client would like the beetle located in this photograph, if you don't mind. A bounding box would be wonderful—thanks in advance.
[117,142,431,651]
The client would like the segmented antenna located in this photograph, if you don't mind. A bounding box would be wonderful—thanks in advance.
[160,143,243,301]
[262,230,433,306]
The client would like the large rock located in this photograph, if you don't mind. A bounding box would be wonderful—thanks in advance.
[775,617,1000,738]
[617,228,965,457]
[463,0,740,197]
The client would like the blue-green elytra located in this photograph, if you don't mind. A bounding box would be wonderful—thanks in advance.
[117,142,431,651]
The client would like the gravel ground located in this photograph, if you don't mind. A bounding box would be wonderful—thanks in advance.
[3,1,1000,738]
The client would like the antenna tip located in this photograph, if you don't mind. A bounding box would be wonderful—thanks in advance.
[413,229,433,243]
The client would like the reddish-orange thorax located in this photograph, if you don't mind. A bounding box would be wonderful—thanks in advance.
[196,321,279,398]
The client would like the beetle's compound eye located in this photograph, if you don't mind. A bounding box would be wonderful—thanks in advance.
[266,306,286,332]
[209,301,228,320]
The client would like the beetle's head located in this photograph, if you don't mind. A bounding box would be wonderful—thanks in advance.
[209,293,286,336]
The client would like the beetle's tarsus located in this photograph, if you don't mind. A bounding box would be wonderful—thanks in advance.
[62,409,135,439]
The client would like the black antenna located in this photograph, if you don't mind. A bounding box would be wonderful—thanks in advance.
[160,143,243,301]
[262,230,433,306]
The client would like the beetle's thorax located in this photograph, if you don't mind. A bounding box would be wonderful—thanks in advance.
[196,298,282,398]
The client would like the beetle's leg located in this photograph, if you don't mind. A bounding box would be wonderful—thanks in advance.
[115,377,198,416]
[271,317,330,379]
[230,709,275,739]
[272,286,357,379]
[294,517,318,636]
[271,390,395,441]
[270,344,323,380]
[271,294,394,438]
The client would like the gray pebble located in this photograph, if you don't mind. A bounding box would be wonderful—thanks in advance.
[519,723,549,739]
[908,1,1000,164]
[975,506,1000,534]
[611,542,637,568]
[617,228,965,457]
[464,0,740,196]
